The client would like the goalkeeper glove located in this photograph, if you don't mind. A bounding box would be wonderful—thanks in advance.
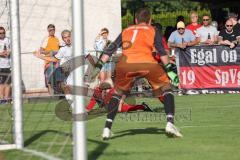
[90,59,104,81]
[164,63,179,87]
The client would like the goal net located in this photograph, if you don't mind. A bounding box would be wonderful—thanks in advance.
[0,0,75,159]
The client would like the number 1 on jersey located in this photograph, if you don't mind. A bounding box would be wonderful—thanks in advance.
[131,29,138,44]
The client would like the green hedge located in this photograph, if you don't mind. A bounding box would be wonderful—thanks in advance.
[122,9,211,30]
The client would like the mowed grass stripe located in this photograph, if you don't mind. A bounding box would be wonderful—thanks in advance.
[0,94,239,160]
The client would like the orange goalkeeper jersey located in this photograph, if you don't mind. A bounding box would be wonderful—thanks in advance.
[122,24,159,63]
[104,24,167,63]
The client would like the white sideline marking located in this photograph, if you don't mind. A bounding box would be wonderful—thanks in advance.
[179,104,239,110]
[39,142,69,145]
[0,140,16,150]
[22,148,61,160]
[0,144,16,150]
[180,124,240,129]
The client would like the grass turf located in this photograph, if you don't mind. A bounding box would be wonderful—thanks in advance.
[0,94,240,160]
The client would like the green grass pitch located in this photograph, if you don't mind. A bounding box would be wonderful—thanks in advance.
[1,94,240,160]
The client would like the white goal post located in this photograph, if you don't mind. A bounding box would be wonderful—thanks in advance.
[72,0,87,160]
[1,1,88,160]
[0,0,24,151]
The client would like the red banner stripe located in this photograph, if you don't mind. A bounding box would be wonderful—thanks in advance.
[179,65,240,89]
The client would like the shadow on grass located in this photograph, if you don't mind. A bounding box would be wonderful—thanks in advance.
[88,138,109,160]
[23,128,165,159]
[24,130,71,147]
[24,130,109,160]
[111,127,165,140]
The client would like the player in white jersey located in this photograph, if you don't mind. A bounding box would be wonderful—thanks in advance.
[0,27,11,104]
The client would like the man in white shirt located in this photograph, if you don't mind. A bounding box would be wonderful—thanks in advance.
[0,27,11,104]
[196,14,218,45]
[35,30,73,95]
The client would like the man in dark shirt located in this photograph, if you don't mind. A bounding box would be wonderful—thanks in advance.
[218,19,240,48]
[228,13,240,32]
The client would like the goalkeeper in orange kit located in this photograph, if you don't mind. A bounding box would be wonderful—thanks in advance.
[90,8,182,139]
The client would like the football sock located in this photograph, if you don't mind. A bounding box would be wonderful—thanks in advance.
[158,95,164,104]
[105,94,122,129]
[162,91,175,124]
[166,114,174,124]
[120,104,145,112]
[87,87,104,112]
[86,97,96,112]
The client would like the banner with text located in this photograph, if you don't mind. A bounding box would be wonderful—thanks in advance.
[176,45,240,94]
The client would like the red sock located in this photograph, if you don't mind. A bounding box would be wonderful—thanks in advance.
[87,87,103,112]
[159,95,164,104]
[86,97,96,112]
[120,104,145,112]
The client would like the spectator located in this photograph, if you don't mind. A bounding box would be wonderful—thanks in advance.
[0,27,11,104]
[40,24,60,94]
[218,19,240,48]
[168,21,197,50]
[168,21,197,74]
[186,11,202,35]
[94,28,114,86]
[35,30,72,95]
[196,14,218,45]
[228,13,240,32]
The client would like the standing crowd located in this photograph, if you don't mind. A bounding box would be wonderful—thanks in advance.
[167,12,240,51]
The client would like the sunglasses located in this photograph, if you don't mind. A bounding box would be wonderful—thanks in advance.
[0,32,5,35]
[203,19,209,21]
[226,25,233,27]
[177,28,185,30]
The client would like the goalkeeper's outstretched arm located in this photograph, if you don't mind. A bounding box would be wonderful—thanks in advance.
[89,33,122,81]
[100,33,122,63]
[153,28,169,66]
[153,28,179,86]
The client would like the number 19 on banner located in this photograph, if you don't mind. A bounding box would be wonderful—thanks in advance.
[181,69,196,85]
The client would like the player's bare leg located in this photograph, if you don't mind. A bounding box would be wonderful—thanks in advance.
[47,84,54,95]
[0,84,4,103]
[99,71,106,84]
[4,84,11,103]
[117,95,125,112]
